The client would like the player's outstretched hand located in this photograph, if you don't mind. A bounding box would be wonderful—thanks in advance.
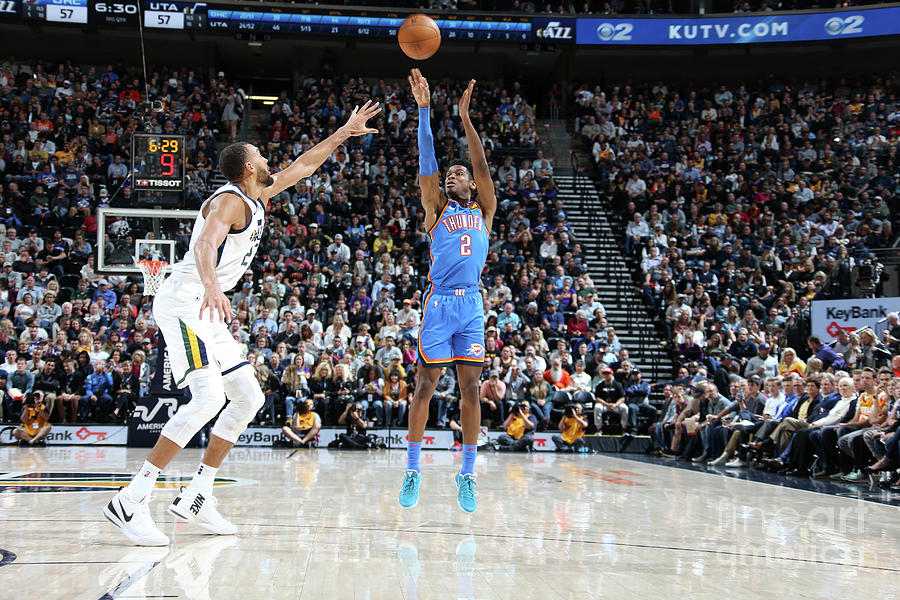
[341,100,382,137]
[459,79,475,121]
[408,68,430,108]
[200,288,234,323]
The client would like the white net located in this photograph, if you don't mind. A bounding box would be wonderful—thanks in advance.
[136,260,170,296]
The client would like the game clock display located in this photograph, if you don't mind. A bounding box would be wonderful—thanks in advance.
[132,134,185,192]
[89,0,139,25]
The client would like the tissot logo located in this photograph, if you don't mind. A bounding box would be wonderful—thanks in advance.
[137,179,181,187]
[537,21,573,39]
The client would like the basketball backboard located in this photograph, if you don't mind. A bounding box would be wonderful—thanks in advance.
[97,207,199,274]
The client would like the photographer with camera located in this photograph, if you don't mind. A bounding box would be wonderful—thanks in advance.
[281,399,322,448]
[497,401,535,452]
[337,401,370,449]
[12,391,52,445]
[552,403,588,452]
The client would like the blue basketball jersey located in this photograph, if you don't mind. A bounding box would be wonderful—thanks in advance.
[427,199,488,288]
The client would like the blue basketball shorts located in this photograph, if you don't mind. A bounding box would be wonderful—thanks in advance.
[417,284,485,367]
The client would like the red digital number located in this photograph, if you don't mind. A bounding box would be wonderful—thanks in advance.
[160,153,175,176]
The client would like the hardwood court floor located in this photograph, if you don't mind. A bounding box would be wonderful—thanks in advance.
[0,446,898,599]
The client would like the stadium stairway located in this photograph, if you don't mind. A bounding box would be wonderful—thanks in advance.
[553,174,675,395]
[535,119,573,176]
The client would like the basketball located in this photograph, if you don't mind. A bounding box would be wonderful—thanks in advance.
[398,14,441,60]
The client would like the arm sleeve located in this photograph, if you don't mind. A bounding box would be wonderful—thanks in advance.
[417,108,439,177]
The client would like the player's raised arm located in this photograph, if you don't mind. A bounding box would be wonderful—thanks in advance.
[195,193,248,322]
[261,100,381,201]
[409,69,443,221]
[459,79,496,229]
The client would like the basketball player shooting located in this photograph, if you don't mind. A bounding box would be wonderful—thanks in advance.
[103,101,381,546]
[399,70,495,514]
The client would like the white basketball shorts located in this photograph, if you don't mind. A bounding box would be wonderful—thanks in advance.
[152,274,248,388]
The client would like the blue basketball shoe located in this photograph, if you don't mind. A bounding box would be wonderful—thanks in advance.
[454,473,477,514]
[398,470,422,508]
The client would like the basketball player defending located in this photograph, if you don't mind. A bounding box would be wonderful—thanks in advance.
[103,102,381,545]
[399,70,495,513]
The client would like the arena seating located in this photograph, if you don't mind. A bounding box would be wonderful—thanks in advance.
[573,74,900,482]
[0,59,614,437]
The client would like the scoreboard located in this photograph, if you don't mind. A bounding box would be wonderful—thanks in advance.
[143,1,205,30]
[132,134,184,193]
[24,0,89,25]
[205,6,531,41]
[14,0,536,43]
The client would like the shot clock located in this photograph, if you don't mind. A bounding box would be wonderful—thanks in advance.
[132,134,184,192]
[131,134,185,208]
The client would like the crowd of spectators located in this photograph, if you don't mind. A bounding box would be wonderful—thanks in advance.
[576,75,898,361]
[268,0,891,15]
[645,357,900,490]
[575,73,900,487]
[0,57,648,451]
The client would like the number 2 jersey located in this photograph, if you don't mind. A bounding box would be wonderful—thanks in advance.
[427,199,488,288]
[169,183,265,293]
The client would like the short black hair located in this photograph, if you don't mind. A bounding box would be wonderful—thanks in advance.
[448,161,473,177]
[219,142,251,183]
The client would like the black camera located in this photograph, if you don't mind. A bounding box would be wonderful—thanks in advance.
[564,405,576,418]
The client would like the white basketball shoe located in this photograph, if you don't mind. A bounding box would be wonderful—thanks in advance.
[103,488,170,546]
[168,487,238,535]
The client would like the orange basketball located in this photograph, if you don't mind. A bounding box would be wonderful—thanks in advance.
[398,14,441,61]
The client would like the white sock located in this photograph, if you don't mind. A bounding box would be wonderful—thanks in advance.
[126,460,161,497]
[188,463,218,496]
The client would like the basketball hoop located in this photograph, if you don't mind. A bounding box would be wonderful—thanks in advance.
[136,260,170,296]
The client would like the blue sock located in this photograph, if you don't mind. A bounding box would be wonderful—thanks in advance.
[460,445,477,476]
[407,442,421,473]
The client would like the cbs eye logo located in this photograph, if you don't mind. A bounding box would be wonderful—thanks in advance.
[824,15,864,36]
[596,23,615,40]
[595,22,633,42]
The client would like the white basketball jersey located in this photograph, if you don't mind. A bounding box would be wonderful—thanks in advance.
[170,183,265,293]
